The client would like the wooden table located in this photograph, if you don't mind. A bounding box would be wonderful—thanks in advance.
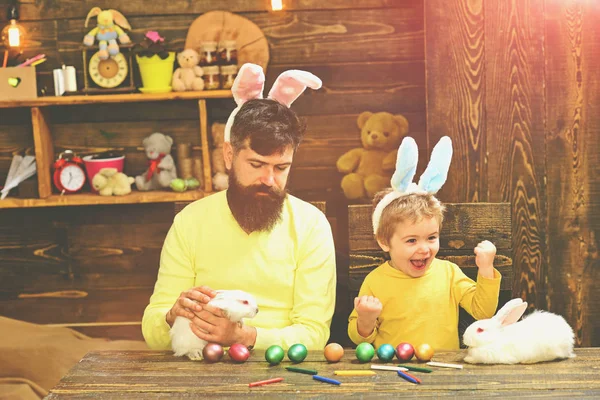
[47,348,600,398]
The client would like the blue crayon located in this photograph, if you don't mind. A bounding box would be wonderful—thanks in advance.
[397,369,420,384]
[313,375,341,385]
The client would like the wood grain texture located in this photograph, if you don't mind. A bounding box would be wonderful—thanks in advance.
[425,0,486,203]
[484,0,547,309]
[46,349,600,398]
[545,0,600,347]
[30,107,55,198]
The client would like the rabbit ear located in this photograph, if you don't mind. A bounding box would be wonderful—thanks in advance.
[417,136,453,194]
[231,63,265,106]
[85,7,102,27]
[110,10,132,30]
[391,136,418,192]
[494,298,528,326]
[267,70,322,107]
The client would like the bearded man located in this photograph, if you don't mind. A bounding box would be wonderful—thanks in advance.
[142,96,336,351]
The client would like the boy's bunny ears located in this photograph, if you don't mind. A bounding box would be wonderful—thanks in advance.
[372,136,453,234]
[224,63,322,142]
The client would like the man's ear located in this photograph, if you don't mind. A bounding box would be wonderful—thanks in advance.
[376,236,390,252]
[223,141,234,170]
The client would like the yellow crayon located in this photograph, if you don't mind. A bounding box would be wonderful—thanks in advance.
[334,370,376,376]
[30,58,47,67]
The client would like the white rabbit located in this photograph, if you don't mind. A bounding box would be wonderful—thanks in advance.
[170,289,259,360]
[463,298,575,364]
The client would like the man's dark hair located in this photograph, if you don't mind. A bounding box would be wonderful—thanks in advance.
[230,99,307,155]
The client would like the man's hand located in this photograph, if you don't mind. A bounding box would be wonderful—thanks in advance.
[189,302,256,348]
[165,286,217,327]
[474,240,496,278]
[354,295,382,337]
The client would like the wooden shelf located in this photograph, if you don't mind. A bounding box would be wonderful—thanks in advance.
[0,90,232,108]
[0,190,207,209]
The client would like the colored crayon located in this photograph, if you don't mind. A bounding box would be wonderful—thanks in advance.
[334,370,376,376]
[397,369,420,384]
[398,365,433,373]
[248,377,284,387]
[371,365,408,372]
[313,375,341,385]
[286,366,318,375]
[427,361,463,369]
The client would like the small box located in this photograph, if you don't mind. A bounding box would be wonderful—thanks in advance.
[0,66,37,101]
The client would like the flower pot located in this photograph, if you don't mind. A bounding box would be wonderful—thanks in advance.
[136,52,175,93]
[83,153,125,193]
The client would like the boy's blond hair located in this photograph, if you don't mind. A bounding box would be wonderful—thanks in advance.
[373,188,445,246]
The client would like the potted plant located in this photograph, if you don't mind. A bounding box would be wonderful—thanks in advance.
[134,31,176,93]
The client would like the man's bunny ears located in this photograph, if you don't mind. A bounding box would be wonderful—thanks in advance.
[224,63,322,142]
[372,136,453,234]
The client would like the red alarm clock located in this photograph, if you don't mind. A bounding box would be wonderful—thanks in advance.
[53,150,86,194]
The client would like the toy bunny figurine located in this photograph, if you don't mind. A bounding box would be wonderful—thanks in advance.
[84,7,132,60]
[170,290,259,360]
[463,298,576,364]
[216,63,321,188]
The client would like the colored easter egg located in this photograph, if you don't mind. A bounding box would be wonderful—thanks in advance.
[324,343,344,363]
[228,343,250,363]
[415,343,435,361]
[396,342,415,361]
[355,342,375,363]
[202,343,224,362]
[287,343,308,363]
[376,343,396,362]
[265,345,285,365]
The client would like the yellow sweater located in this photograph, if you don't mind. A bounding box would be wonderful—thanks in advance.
[142,191,336,350]
[348,259,501,350]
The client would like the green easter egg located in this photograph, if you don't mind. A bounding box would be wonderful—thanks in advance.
[265,345,285,365]
[355,342,375,363]
[376,343,396,362]
[170,178,187,192]
[287,343,308,363]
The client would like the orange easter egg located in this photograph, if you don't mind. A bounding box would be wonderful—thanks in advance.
[415,343,435,361]
[324,343,344,362]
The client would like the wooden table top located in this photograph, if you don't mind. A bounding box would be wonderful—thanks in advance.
[47,348,600,398]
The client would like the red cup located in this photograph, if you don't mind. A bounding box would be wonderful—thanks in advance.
[83,154,125,193]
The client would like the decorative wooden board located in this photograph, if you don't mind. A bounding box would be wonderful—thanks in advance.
[184,10,270,71]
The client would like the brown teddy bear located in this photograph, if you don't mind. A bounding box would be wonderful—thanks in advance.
[211,122,229,191]
[135,132,178,191]
[337,111,409,200]
[172,49,204,92]
[92,167,135,196]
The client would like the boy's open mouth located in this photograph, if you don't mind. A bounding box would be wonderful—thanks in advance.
[410,258,429,270]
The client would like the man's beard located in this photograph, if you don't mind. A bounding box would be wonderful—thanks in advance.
[226,167,286,233]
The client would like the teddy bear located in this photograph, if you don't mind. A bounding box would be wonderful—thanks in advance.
[135,132,178,191]
[92,167,135,196]
[211,122,229,191]
[336,111,409,200]
[172,49,204,92]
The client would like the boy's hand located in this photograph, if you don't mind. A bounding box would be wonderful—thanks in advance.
[354,295,382,322]
[474,240,496,276]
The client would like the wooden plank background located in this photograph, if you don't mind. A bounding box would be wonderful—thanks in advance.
[0,0,598,346]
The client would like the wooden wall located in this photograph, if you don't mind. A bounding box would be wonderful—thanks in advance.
[0,0,598,346]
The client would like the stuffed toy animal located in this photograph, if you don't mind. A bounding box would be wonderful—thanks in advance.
[135,132,178,191]
[336,111,409,200]
[92,168,134,196]
[211,122,229,191]
[172,49,204,92]
[83,7,131,60]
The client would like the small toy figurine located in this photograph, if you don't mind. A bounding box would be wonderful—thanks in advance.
[83,7,132,60]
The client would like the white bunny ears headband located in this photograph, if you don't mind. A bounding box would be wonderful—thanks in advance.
[224,63,322,142]
[372,136,453,234]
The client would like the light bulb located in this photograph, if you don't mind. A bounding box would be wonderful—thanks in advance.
[2,19,26,48]
[271,0,283,11]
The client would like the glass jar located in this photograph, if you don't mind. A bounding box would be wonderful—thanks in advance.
[218,40,238,65]
[199,41,218,66]
[220,64,238,90]
[203,66,221,90]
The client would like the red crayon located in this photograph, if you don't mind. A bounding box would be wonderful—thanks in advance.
[249,377,284,387]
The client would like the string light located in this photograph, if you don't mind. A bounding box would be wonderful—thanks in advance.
[271,0,283,11]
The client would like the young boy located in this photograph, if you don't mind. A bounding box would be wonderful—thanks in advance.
[347,189,502,350]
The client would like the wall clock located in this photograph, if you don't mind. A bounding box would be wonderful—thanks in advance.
[82,45,135,94]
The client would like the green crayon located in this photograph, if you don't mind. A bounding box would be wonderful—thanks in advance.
[286,366,318,375]
[398,365,433,373]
